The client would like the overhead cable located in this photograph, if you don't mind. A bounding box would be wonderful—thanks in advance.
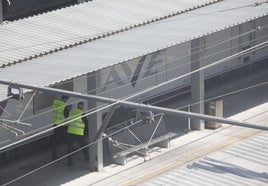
[0,40,268,152]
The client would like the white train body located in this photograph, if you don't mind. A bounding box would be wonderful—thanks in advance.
[0,16,268,151]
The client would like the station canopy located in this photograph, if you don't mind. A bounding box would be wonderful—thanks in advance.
[0,0,268,100]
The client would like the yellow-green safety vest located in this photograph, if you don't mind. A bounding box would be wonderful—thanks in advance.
[67,108,85,136]
[53,99,66,125]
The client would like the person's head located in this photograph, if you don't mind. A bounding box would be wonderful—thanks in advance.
[61,95,69,102]
[66,104,72,111]
[77,102,84,110]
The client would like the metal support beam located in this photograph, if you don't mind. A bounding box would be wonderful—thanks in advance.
[87,73,103,171]
[94,105,118,141]
[191,38,205,130]
[0,80,268,131]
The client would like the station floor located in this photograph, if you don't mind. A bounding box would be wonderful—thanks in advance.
[1,68,268,186]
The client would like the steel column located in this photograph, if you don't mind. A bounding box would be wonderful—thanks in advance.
[87,72,103,171]
[191,38,205,130]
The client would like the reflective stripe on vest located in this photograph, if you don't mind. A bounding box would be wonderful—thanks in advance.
[67,108,85,136]
[53,99,66,125]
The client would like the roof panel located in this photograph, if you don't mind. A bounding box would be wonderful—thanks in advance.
[0,0,268,100]
[145,102,268,186]
[0,0,219,67]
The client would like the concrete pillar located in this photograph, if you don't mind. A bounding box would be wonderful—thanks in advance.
[87,72,103,171]
[0,0,3,23]
[190,38,205,130]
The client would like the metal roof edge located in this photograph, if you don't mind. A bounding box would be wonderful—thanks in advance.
[0,0,223,69]
[44,13,268,89]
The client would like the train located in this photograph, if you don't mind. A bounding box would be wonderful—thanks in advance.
[0,14,268,164]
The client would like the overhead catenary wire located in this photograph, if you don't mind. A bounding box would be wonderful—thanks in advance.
[151,0,268,25]
[1,42,268,185]
[120,42,268,102]
[10,24,268,95]
[0,101,118,152]
[1,17,266,98]
[3,77,267,143]
[2,77,266,152]
[1,118,144,186]
[3,80,268,186]
[95,35,268,97]
[9,30,268,124]
[0,2,266,184]
[177,81,268,110]
[2,37,268,130]
[1,40,268,153]
[1,32,266,145]
[30,30,268,100]
[0,0,266,160]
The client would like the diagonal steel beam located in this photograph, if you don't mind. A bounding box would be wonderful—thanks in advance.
[0,80,268,131]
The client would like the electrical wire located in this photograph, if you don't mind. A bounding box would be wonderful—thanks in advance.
[2,2,267,184]
[1,32,266,150]
[95,34,268,97]
[11,24,268,93]
[120,42,268,102]
[32,28,268,98]
[10,30,268,123]
[2,43,268,186]
[2,38,268,139]
[1,40,267,152]
[177,81,268,110]
[1,21,267,99]
[0,102,116,152]
[3,77,268,186]
[151,0,268,25]
[1,118,143,186]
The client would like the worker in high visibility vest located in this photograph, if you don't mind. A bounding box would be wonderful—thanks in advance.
[66,101,89,166]
[51,95,70,160]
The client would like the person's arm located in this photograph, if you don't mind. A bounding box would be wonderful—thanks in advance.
[82,113,89,136]
[63,106,70,118]
[81,113,88,125]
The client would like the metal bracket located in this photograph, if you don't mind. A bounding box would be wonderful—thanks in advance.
[7,86,24,100]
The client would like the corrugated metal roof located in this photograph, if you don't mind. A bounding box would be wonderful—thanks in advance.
[0,0,268,100]
[0,0,221,67]
[229,102,268,127]
[144,102,268,186]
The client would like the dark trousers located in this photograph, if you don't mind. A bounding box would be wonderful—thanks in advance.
[51,125,67,160]
[66,133,89,165]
